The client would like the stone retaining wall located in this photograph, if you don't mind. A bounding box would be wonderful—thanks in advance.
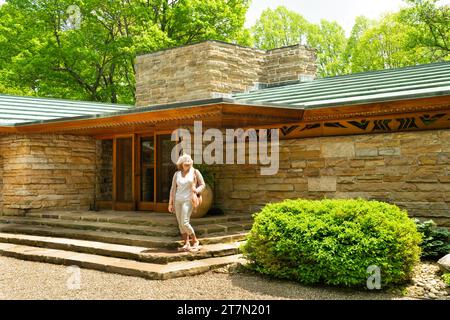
[0,134,97,214]
[211,129,450,227]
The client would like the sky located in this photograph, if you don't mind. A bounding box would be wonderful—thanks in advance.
[246,0,450,35]
[0,0,449,36]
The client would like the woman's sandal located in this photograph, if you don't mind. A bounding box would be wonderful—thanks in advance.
[178,242,190,252]
[190,240,200,252]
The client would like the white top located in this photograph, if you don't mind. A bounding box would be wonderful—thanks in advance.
[170,168,205,202]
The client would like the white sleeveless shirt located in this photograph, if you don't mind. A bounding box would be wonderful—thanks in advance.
[175,168,194,202]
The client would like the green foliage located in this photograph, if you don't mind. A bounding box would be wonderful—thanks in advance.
[400,0,450,61]
[0,0,250,103]
[307,20,348,77]
[443,273,450,286]
[250,1,449,77]
[414,219,450,260]
[251,6,348,77]
[194,163,214,187]
[241,199,422,287]
[1,0,448,99]
[252,6,309,50]
[345,13,425,73]
[345,1,450,72]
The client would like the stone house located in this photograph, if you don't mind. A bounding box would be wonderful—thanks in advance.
[1,40,450,227]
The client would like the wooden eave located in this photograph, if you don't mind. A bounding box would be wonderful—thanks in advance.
[0,103,305,136]
[0,95,449,138]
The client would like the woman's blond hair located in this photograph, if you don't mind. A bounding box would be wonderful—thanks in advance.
[176,153,193,170]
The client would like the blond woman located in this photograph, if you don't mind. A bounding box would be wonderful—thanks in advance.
[168,154,205,251]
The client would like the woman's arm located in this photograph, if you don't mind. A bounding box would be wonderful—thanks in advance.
[169,171,178,205]
[194,169,206,194]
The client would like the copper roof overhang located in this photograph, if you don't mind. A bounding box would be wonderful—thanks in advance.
[0,99,305,136]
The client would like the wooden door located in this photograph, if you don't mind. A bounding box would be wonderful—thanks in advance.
[137,135,155,211]
[154,133,178,212]
[113,136,135,210]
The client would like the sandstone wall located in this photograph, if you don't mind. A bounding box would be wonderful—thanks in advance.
[0,140,4,213]
[96,139,113,201]
[0,134,97,214]
[135,41,317,107]
[262,45,317,84]
[211,129,450,227]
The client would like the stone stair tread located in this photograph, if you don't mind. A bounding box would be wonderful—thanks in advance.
[0,232,242,263]
[0,242,244,280]
[0,224,248,248]
[16,211,253,227]
[0,216,179,236]
[0,232,150,252]
[0,216,252,237]
[0,224,177,245]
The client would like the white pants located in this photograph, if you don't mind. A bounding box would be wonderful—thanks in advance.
[175,200,195,235]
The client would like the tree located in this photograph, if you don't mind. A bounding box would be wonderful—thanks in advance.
[251,6,348,77]
[0,0,251,103]
[344,16,373,72]
[346,12,437,73]
[252,6,309,50]
[400,0,450,61]
[345,0,450,73]
[250,2,449,77]
[307,20,348,77]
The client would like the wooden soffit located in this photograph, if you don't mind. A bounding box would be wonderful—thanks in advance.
[0,95,449,138]
[0,103,304,136]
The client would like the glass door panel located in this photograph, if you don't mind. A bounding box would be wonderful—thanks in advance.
[140,137,154,202]
[156,134,178,204]
[115,137,133,204]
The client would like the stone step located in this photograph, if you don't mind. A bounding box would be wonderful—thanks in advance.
[1,211,254,227]
[0,216,252,238]
[0,224,248,249]
[0,233,242,264]
[0,216,180,237]
[0,242,244,280]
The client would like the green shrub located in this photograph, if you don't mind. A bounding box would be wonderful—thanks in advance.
[241,199,422,287]
[413,219,450,260]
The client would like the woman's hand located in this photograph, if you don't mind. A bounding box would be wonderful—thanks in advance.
[168,203,174,213]
[192,185,197,194]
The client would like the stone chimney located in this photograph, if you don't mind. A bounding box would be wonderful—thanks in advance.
[135,40,317,107]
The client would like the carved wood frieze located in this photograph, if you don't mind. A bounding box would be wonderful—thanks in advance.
[273,110,450,139]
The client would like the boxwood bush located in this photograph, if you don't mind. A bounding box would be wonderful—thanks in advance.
[241,199,422,287]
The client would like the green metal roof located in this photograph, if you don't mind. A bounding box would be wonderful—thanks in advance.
[0,94,133,125]
[233,61,450,109]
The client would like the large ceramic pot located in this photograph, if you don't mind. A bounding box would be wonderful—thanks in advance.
[191,184,213,219]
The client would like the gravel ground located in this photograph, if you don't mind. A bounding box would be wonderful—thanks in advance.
[0,256,445,300]
[404,262,449,299]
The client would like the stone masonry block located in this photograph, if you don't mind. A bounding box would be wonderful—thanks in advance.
[308,176,337,192]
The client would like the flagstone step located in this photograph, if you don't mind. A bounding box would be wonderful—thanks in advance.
[0,216,179,237]
[1,211,253,227]
[0,216,252,237]
[0,224,248,248]
[0,233,242,264]
[0,242,244,280]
